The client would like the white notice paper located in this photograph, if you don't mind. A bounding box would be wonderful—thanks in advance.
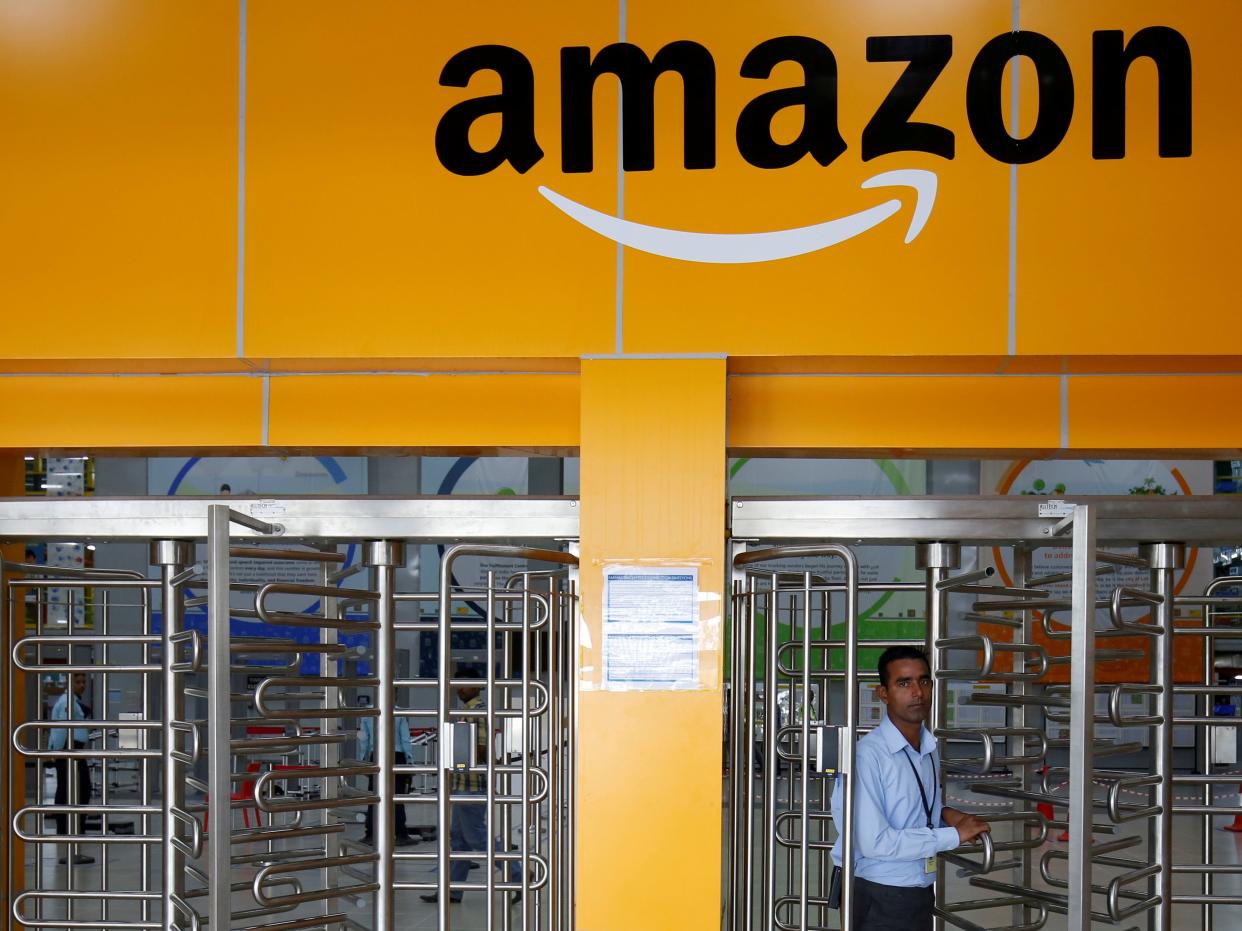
[603,566,699,690]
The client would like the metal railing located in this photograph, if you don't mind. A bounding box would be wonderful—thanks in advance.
[726,495,1242,931]
[0,496,579,931]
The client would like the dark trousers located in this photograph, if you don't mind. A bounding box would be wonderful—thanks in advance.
[853,876,934,931]
[53,742,91,835]
[365,752,412,838]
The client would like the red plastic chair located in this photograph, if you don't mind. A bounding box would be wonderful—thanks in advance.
[204,761,263,830]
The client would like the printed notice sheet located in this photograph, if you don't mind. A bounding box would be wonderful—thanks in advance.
[603,566,699,690]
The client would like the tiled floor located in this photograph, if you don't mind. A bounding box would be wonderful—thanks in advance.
[18,819,544,931]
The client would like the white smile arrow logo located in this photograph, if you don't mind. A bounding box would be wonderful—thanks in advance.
[537,168,937,264]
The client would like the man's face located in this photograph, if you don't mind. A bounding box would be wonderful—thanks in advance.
[456,685,481,703]
[72,674,87,696]
[877,658,932,727]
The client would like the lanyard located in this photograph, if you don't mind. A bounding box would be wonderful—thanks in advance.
[901,747,937,829]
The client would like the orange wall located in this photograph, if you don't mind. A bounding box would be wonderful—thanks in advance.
[1,1,1239,367]
[4,369,1242,456]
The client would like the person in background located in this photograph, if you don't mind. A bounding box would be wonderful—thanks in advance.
[359,698,418,847]
[420,668,522,905]
[830,646,990,931]
[49,672,94,865]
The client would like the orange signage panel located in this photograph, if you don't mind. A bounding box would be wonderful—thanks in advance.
[0,2,238,359]
[0,1,1234,365]
[620,0,1012,356]
[244,0,619,359]
[1018,0,1242,355]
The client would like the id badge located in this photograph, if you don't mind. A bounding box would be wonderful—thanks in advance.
[924,856,937,874]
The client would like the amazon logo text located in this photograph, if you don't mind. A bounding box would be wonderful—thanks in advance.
[435,28,1192,176]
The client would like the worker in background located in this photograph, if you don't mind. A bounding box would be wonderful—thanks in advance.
[830,646,990,931]
[358,697,418,846]
[423,669,485,903]
[49,672,94,866]
[423,668,525,904]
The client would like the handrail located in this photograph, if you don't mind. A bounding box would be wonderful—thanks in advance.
[936,635,1048,682]
[1108,586,1164,634]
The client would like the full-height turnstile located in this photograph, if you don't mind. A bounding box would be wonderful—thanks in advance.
[726,496,1242,931]
[0,496,579,931]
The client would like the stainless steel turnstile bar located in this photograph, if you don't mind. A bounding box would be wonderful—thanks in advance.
[731,544,859,931]
[0,496,579,931]
[727,495,1242,931]
[1148,543,1180,931]
[155,540,193,931]
[920,541,957,931]
[206,506,236,931]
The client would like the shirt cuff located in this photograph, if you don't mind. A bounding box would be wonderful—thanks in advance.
[935,826,963,852]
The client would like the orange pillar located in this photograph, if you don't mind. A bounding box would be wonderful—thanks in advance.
[577,359,726,930]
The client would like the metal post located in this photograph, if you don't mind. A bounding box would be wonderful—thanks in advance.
[836,547,859,931]
[1,570,12,931]
[743,573,758,931]
[1011,545,1035,928]
[320,553,342,922]
[1200,578,1222,931]
[798,571,812,931]
[729,538,754,931]
[438,546,456,931]
[763,576,778,930]
[730,574,753,931]
[1145,542,1182,931]
[485,571,496,930]
[152,540,193,931]
[548,575,561,931]
[365,540,402,931]
[206,506,232,931]
[1067,505,1096,931]
[917,542,959,931]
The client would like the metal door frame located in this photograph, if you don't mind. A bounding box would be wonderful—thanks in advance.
[727,494,1242,931]
[0,495,580,931]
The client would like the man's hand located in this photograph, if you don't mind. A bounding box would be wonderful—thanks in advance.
[953,814,990,845]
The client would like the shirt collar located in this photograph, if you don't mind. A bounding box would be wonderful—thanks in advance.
[879,713,935,757]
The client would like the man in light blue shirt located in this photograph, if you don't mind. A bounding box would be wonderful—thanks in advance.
[359,706,418,845]
[49,672,95,865]
[831,646,989,930]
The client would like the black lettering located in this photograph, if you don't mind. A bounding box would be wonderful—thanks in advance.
[966,31,1074,164]
[560,41,716,173]
[435,45,544,176]
[736,36,846,169]
[1093,27,1191,159]
[862,35,955,161]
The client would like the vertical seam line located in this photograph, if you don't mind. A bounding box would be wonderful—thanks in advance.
[1060,374,1069,449]
[614,0,627,355]
[1008,0,1020,357]
[261,374,270,446]
[235,0,249,359]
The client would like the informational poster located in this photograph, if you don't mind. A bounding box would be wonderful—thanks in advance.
[981,459,1212,631]
[43,457,89,627]
[419,457,580,618]
[149,455,367,498]
[147,457,371,673]
[858,684,886,728]
[1042,690,1196,749]
[729,459,928,628]
[944,682,1007,729]
[602,566,700,690]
